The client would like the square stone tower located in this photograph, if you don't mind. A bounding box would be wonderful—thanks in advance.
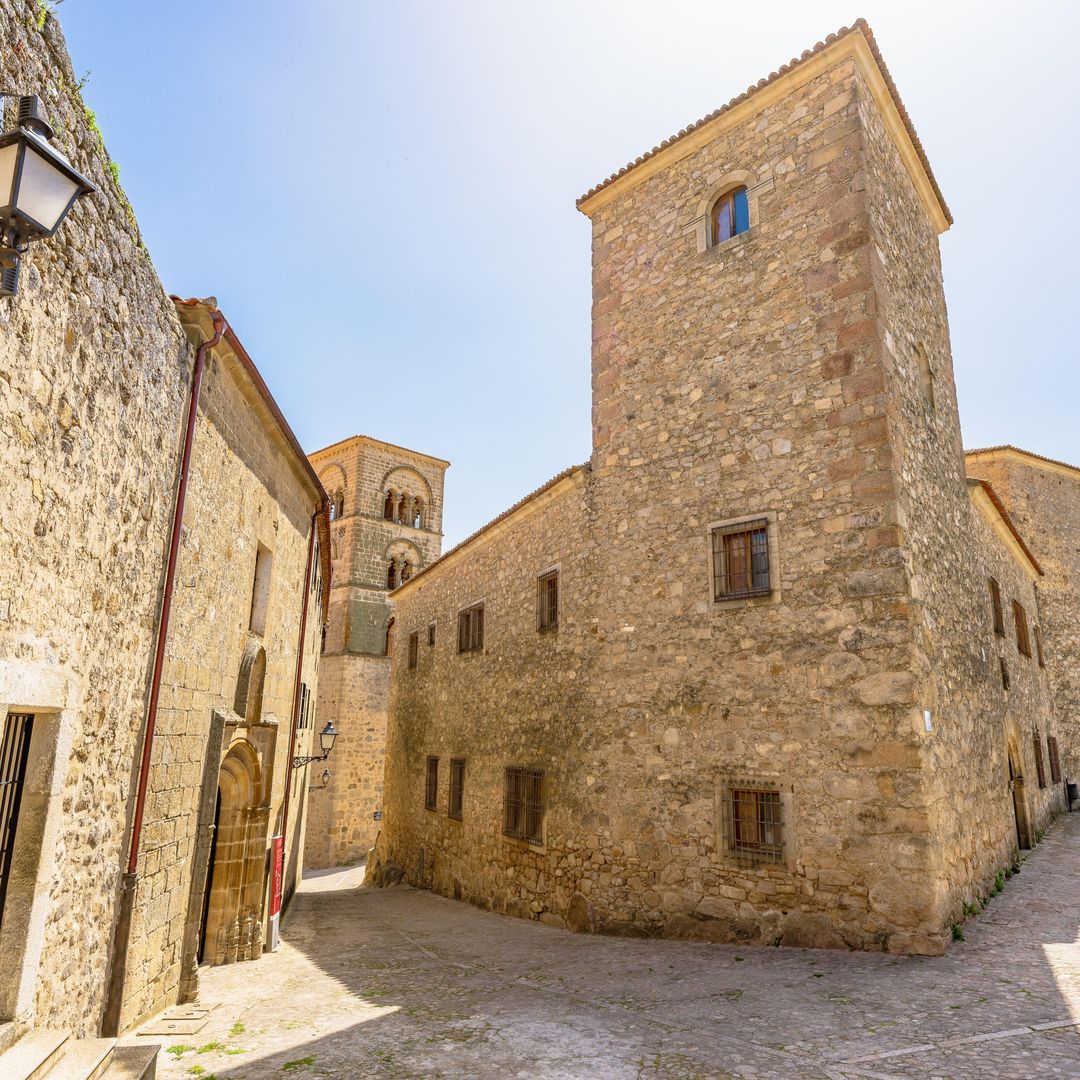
[304,435,448,868]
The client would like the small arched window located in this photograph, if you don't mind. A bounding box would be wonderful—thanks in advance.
[400,560,413,584]
[383,491,396,521]
[915,342,935,409]
[387,560,398,590]
[412,499,424,530]
[711,186,749,246]
[329,492,344,520]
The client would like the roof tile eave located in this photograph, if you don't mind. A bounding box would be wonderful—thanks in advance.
[575,19,952,226]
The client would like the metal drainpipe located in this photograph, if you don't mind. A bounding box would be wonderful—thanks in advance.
[102,310,226,1036]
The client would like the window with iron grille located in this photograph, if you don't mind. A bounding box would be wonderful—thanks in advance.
[408,631,419,670]
[1035,626,1046,668]
[1000,657,1010,691]
[1032,734,1047,788]
[1013,601,1031,658]
[989,578,1004,636]
[448,758,464,820]
[1048,736,1062,783]
[722,783,784,863]
[428,622,436,647]
[458,603,484,653]
[0,712,34,930]
[712,520,770,601]
[424,756,438,810]
[538,570,558,631]
[503,766,544,845]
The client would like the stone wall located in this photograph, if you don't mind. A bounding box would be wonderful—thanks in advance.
[0,3,325,1035]
[0,0,191,1036]
[375,28,1067,956]
[305,435,447,868]
[966,449,1080,780]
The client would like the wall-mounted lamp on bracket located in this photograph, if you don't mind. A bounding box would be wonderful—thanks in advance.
[0,93,96,297]
[292,721,338,769]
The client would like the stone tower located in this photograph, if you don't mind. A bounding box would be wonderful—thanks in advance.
[304,435,448,868]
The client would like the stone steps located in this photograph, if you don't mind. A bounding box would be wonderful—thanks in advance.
[0,1030,158,1080]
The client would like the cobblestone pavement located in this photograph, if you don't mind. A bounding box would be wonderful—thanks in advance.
[133,814,1080,1079]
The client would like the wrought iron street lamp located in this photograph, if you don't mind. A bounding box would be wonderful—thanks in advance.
[0,94,96,297]
[292,721,338,769]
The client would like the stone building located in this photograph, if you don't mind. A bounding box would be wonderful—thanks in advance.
[374,20,1070,956]
[304,435,448,869]
[965,446,1080,778]
[0,0,329,1055]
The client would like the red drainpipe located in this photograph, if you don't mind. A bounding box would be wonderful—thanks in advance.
[102,310,226,1036]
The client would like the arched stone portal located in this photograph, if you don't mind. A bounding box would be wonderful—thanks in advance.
[200,740,269,965]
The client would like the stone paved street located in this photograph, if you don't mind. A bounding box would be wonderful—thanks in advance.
[134,814,1080,1079]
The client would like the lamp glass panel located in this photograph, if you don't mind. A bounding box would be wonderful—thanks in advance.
[15,141,79,231]
[0,143,18,208]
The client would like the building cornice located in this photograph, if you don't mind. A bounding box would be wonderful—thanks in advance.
[310,432,450,470]
[965,445,1080,485]
[966,477,1043,582]
[576,20,951,235]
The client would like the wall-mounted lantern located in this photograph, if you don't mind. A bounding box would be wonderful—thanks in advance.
[292,721,338,769]
[0,94,96,297]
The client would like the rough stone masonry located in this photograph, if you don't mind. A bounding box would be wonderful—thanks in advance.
[374,21,1071,956]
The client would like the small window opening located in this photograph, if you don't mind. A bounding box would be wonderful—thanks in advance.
[989,578,1004,636]
[503,766,544,845]
[1014,601,1032,658]
[711,186,749,246]
[915,342,935,409]
[458,604,484,654]
[249,543,273,636]
[1048,736,1062,783]
[425,756,438,810]
[712,520,770,601]
[448,759,464,820]
[1000,657,1010,691]
[428,622,436,647]
[408,631,419,670]
[383,491,396,521]
[538,570,559,631]
[723,783,784,863]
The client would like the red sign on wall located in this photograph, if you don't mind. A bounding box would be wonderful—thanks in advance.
[270,834,284,918]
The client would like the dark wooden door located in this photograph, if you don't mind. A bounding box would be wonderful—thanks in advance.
[0,712,33,929]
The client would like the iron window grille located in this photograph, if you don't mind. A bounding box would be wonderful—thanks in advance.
[503,766,544,845]
[428,622,436,647]
[538,570,559,631]
[458,603,484,653]
[712,519,771,601]
[448,758,465,820]
[1033,734,1047,789]
[1048,736,1062,784]
[424,756,438,810]
[722,782,784,863]
[0,712,34,930]
[408,631,419,670]
[1013,601,1032,658]
[989,578,1004,636]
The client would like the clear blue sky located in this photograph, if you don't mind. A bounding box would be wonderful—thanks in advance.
[59,1,1079,549]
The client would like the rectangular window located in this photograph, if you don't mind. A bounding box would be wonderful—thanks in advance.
[428,622,436,647]
[408,631,419,670]
[0,712,34,930]
[448,758,464,820]
[1033,734,1047,789]
[1014,601,1031,657]
[457,603,484,653]
[503,766,544,845]
[712,520,771,601]
[1035,626,1046,668]
[424,756,438,810]
[1000,657,1010,691]
[538,570,559,631]
[1048,736,1062,784]
[724,784,784,863]
[989,578,1004,636]
[249,543,273,635]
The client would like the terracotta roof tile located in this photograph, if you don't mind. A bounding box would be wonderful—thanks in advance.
[966,476,1043,576]
[576,18,952,225]
[965,444,1080,477]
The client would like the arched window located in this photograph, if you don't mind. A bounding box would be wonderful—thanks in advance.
[915,342,935,409]
[398,494,413,526]
[329,491,344,520]
[387,560,398,590]
[711,186,749,246]
[400,560,413,584]
[383,491,396,521]
[412,499,424,529]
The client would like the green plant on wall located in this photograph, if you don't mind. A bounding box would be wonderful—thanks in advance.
[36,0,65,31]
